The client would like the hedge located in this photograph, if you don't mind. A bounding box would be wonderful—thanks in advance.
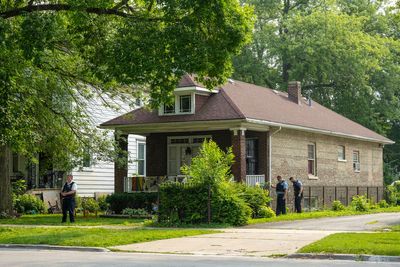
[106,192,158,214]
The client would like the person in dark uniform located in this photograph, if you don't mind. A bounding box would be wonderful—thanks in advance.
[289,177,303,213]
[271,175,288,216]
[61,174,77,223]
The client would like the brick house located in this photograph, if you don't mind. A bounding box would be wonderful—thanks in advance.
[101,75,393,208]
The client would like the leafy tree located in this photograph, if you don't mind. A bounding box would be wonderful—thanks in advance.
[0,1,254,213]
[233,0,400,179]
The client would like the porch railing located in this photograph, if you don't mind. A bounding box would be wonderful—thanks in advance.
[245,174,265,186]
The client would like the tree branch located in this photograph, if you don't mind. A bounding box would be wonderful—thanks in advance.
[302,83,336,90]
[0,4,167,21]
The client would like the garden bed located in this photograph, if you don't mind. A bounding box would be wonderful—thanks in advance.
[99,214,152,219]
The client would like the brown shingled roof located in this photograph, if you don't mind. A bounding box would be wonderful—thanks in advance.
[101,78,392,144]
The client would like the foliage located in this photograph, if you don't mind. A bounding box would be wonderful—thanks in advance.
[97,195,109,212]
[11,179,27,197]
[351,195,370,212]
[81,198,99,214]
[258,206,275,218]
[181,140,235,186]
[0,0,254,213]
[106,192,158,214]
[331,200,346,211]
[236,183,272,218]
[14,194,45,214]
[122,208,149,217]
[377,200,389,209]
[74,195,82,213]
[386,181,400,205]
[0,226,217,248]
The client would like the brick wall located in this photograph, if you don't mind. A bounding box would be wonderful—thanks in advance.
[271,128,383,187]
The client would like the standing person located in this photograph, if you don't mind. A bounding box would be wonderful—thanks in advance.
[271,175,288,216]
[61,174,77,223]
[289,177,303,213]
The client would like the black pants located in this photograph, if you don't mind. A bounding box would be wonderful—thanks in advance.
[62,198,75,223]
[294,195,302,213]
[276,195,286,216]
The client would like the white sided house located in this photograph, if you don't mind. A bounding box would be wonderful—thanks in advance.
[72,97,146,197]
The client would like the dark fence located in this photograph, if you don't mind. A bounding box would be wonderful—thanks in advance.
[269,186,384,211]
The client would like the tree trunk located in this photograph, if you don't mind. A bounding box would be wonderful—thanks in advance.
[0,145,12,214]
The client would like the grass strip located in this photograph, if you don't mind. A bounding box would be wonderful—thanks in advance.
[0,227,217,248]
[248,206,400,225]
[298,232,400,256]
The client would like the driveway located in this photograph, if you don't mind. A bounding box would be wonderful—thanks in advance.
[244,212,400,231]
[112,213,400,257]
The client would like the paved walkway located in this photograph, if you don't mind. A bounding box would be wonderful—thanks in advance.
[112,212,400,257]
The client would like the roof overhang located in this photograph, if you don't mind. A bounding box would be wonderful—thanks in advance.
[246,118,394,145]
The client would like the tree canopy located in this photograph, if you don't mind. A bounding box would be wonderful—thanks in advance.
[0,0,254,213]
[232,0,400,181]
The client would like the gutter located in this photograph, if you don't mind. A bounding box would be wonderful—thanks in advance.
[245,118,394,145]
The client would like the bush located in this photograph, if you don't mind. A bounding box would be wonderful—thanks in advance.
[97,195,109,212]
[122,208,150,216]
[75,195,82,213]
[106,192,158,214]
[331,200,345,211]
[258,206,275,218]
[378,199,389,208]
[236,183,272,218]
[81,198,99,214]
[386,181,400,205]
[351,195,370,212]
[14,194,45,214]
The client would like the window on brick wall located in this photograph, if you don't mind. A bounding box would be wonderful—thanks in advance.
[353,151,360,172]
[338,145,346,161]
[308,143,316,175]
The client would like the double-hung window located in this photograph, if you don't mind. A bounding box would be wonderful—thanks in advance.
[338,145,346,161]
[179,95,192,113]
[308,143,316,175]
[353,151,360,172]
[137,142,146,176]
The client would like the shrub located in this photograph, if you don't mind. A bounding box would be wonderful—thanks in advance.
[236,183,272,218]
[258,206,275,218]
[75,195,82,213]
[331,200,345,211]
[378,199,389,208]
[106,192,158,214]
[122,208,149,216]
[351,195,370,212]
[81,198,99,214]
[386,181,400,205]
[97,195,109,211]
[14,194,45,214]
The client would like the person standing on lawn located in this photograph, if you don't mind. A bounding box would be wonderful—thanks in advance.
[61,174,77,223]
[271,175,288,216]
[289,177,303,213]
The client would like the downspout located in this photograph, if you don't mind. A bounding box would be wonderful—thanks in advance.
[268,126,282,191]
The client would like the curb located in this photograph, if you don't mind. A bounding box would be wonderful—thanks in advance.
[0,244,109,252]
[287,253,400,262]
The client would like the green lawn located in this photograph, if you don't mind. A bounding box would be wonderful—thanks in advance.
[0,226,217,247]
[299,232,400,256]
[0,214,145,226]
[248,206,400,225]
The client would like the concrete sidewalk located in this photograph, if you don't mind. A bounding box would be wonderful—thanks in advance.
[111,228,338,257]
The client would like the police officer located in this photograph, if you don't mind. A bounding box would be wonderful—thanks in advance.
[272,175,288,216]
[61,174,77,223]
[289,177,303,213]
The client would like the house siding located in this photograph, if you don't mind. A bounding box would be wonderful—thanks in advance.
[271,128,383,187]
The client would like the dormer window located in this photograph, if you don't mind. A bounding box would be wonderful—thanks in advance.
[160,93,195,115]
[179,95,191,113]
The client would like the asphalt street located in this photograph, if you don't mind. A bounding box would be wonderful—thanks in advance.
[1,249,400,267]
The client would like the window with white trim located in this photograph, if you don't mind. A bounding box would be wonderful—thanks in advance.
[137,142,146,176]
[308,143,316,175]
[163,103,175,114]
[160,93,194,115]
[338,145,346,161]
[353,151,360,172]
[179,95,192,113]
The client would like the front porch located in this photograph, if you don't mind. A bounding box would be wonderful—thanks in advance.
[114,124,271,193]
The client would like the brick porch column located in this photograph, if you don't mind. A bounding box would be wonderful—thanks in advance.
[231,128,246,182]
[114,132,128,193]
